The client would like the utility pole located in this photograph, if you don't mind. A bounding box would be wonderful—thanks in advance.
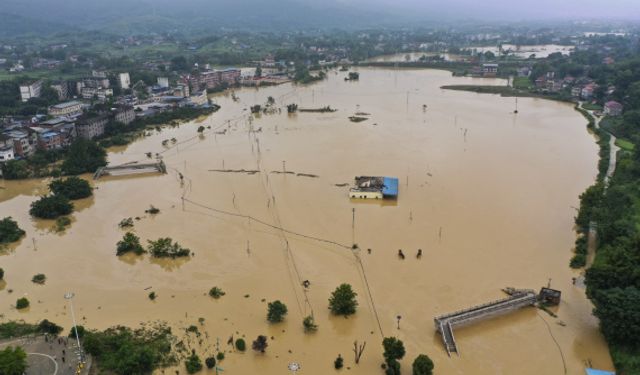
[352,208,356,245]
[282,160,286,173]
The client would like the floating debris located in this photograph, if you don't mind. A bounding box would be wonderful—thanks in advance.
[296,173,319,178]
[209,169,260,175]
[348,116,368,123]
[334,183,349,187]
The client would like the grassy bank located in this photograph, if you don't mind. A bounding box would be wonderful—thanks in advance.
[440,84,573,102]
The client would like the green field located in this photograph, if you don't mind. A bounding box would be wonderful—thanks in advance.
[582,103,603,111]
[615,138,635,152]
[513,76,533,89]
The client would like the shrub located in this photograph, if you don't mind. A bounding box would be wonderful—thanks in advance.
[0,268,3,280]
[209,287,225,299]
[235,338,246,351]
[328,284,358,316]
[147,238,190,258]
[334,354,344,369]
[31,274,46,284]
[185,351,202,374]
[29,195,73,219]
[117,233,145,256]
[216,352,225,361]
[118,217,134,228]
[148,292,157,300]
[267,300,288,323]
[54,216,71,232]
[412,354,434,375]
[145,205,160,214]
[0,217,25,244]
[16,298,29,309]
[38,320,63,335]
[197,126,205,133]
[303,315,318,332]
[252,335,268,353]
[205,356,216,369]
[49,177,93,200]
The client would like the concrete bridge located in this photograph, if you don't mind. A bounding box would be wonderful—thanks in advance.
[434,289,538,356]
[94,161,167,180]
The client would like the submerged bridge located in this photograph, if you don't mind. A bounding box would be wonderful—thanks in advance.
[94,161,167,180]
[434,289,538,356]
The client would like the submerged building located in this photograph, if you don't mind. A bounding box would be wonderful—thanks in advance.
[349,176,399,199]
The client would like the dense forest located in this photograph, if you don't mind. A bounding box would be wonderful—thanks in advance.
[578,56,640,373]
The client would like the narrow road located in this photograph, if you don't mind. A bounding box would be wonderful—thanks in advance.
[581,103,620,186]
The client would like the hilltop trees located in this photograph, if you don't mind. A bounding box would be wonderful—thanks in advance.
[328,284,358,316]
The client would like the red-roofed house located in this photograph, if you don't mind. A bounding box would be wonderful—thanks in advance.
[604,101,623,116]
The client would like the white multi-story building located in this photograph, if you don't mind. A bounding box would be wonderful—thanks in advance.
[157,77,169,88]
[0,145,14,162]
[19,80,43,102]
[119,73,131,89]
[113,106,136,125]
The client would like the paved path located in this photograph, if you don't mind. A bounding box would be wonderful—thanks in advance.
[27,353,58,375]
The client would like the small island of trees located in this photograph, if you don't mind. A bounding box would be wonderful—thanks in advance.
[0,217,25,244]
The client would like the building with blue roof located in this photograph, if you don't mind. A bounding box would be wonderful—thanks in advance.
[349,176,399,200]
[586,368,615,375]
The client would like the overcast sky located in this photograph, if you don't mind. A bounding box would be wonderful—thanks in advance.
[346,0,640,20]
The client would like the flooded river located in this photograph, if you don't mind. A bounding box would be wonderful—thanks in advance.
[0,68,613,374]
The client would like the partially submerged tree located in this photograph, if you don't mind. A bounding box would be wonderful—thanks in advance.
[328,283,358,316]
[412,354,435,375]
[185,350,202,374]
[252,335,268,353]
[382,337,406,375]
[303,315,318,332]
[31,274,46,284]
[49,177,93,200]
[267,300,288,323]
[29,195,73,219]
[15,298,29,310]
[147,238,190,258]
[0,217,25,244]
[116,233,145,256]
[209,287,225,299]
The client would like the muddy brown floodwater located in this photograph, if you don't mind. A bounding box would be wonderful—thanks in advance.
[0,68,613,374]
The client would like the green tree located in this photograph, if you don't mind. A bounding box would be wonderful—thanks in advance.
[185,351,202,374]
[38,320,63,335]
[29,195,73,219]
[117,233,145,256]
[328,284,358,316]
[383,337,406,375]
[0,268,4,280]
[267,300,288,323]
[334,354,344,369]
[208,287,225,299]
[0,217,25,244]
[235,338,246,351]
[0,346,27,375]
[147,238,191,258]
[16,298,29,309]
[205,356,216,369]
[61,139,107,175]
[593,287,640,345]
[412,354,434,375]
[49,177,93,200]
[1,160,30,179]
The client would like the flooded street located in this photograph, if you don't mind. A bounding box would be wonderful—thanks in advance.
[0,68,613,374]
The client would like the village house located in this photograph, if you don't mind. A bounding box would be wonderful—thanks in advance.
[76,115,109,139]
[581,84,595,100]
[604,101,623,116]
[113,105,136,125]
[0,134,15,162]
[4,129,34,157]
[19,80,43,102]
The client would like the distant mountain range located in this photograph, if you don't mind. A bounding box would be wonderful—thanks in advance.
[0,0,409,37]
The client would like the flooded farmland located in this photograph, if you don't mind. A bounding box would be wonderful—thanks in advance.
[0,67,613,374]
